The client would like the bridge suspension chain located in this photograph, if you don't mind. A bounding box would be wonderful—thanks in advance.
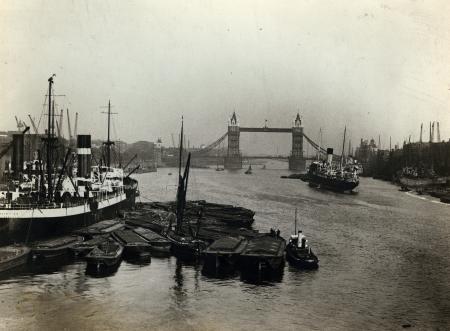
[191,132,228,155]
[193,130,340,157]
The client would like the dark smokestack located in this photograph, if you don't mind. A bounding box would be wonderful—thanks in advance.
[77,135,91,178]
[326,148,333,164]
[11,134,24,178]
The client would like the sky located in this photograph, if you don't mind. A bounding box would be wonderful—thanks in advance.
[0,0,449,155]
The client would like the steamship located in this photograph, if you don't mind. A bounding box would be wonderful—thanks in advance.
[0,76,138,243]
[307,147,359,192]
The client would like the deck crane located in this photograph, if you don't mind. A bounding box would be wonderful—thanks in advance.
[28,115,39,134]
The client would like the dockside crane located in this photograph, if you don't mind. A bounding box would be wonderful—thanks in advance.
[28,115,39,134]
[67,109,73,143]
[431,121,435,143]
[420,123,423,143]
[14,116,26,132]
[0,127,30,159]
[171,133,176,148]
[74,112,78,138]
[437,122,441,142]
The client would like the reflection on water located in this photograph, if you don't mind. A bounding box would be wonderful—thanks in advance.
[1,165,450,330]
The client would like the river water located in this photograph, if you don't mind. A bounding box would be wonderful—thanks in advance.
[1,164,450,330]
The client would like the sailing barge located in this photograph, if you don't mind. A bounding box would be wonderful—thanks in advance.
[163,118,207,260]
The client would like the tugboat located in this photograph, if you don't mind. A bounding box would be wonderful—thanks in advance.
[244,165,252,175]
[0,77,138,244]
[203,236,248,275]
[0,244,30,272]
[215,149,224,171]
[285,209,318,269]
[163,118,207,260]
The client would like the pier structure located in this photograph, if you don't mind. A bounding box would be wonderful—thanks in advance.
[223,112,306,170]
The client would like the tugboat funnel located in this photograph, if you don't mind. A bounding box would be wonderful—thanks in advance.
[326,148,333,165]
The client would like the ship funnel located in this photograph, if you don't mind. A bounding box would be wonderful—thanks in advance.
[326,148,333,164]
[11,134,24,178]
[77,135,91,178]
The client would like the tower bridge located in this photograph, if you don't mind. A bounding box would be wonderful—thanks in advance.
[224,112,305,170]
[192,112,332,171]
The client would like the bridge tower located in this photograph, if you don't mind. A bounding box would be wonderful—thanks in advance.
[288,113,306,171]
[224,112,242,169]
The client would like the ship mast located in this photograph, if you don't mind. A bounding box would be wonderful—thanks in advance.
[175,117,191,233]
[102,100,116,168]
[340,126,347,169]
[46,75,56,200]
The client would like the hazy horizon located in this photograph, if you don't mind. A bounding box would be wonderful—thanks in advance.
[1,1,449,155]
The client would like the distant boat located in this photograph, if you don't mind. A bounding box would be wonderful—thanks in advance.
[215,149,224,171]
[244,165,252,175]
[261,165,266,170]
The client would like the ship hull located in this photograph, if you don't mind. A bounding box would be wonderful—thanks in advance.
[308,173,359,192]
[0,194,130,244]
[203,253,239,275]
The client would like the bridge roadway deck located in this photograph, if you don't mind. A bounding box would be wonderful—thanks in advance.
[239,127,293,133]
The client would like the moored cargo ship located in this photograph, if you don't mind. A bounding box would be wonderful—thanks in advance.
[0,76,138,243]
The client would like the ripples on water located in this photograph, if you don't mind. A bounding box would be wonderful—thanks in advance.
[1,164,450,330]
